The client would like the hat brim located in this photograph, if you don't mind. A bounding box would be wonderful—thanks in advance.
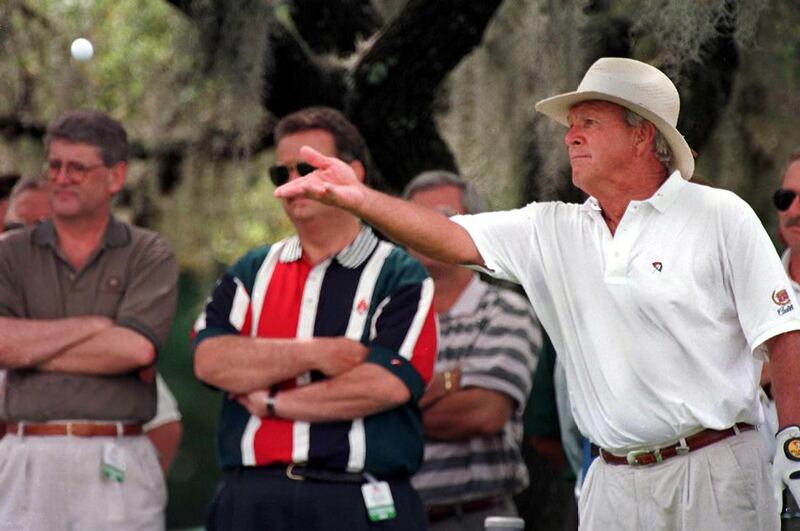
[535,90,695,180]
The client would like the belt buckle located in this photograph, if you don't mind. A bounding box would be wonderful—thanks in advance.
[285,463,305,481]
[626,448,662,466]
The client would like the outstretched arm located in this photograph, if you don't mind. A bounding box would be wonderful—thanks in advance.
[275,146,483,266]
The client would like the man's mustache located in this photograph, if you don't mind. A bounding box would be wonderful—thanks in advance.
[784,217,800,228]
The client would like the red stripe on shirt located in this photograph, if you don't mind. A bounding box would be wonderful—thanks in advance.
[252,259,311,464]
[410,304,437,383]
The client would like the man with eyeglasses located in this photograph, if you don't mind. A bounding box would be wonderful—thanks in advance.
[0,110,178,530]
[0,171,185,473]
[193,106,436,531]
[402,171,541,530]
[275,58,800,530]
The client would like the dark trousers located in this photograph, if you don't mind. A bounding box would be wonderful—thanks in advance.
[207,467,428,531]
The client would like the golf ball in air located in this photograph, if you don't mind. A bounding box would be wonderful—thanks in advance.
[70,38,94,61]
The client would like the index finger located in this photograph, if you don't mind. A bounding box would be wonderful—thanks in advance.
[299,145,338,170]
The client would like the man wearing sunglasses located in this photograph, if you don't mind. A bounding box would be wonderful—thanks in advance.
[193,106,437,531]
[276,58,800,530]
[0,110,178,530]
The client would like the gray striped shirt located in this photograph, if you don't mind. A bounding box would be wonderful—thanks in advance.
[412,276,541,504]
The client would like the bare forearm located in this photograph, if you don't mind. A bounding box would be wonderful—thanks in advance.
[423,388,513,440]
[198,335,372,394]
[0,316,112,368]
[38,326,155,375]
[358,188,483,266]
[275,363,411,422]
[195,336,316,393]
[769,331,800,427]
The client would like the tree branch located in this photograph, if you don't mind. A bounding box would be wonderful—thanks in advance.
[349,0,504,191]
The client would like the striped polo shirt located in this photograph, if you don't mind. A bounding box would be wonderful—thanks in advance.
[193,227,438,476]
[412,276,540,504]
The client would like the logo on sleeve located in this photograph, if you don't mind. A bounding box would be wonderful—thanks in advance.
[651,261,663,273]
[772,288,795,316]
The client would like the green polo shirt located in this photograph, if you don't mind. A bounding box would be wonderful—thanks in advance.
[0,217,178,421]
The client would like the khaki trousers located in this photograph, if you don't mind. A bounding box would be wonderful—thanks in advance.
[579,430,778,531]
[0,433,166,531]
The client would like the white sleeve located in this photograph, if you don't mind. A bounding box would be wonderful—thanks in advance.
[143,373,182,431]
[451,206,536,284]
[723,196,800,351]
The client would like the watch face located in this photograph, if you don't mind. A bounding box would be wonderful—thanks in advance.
[785,438,800,461]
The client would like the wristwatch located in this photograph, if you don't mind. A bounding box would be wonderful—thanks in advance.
[266,388,278,417]
[443,370,453,392]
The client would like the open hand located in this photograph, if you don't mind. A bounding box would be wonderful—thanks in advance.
[273,146,367,210]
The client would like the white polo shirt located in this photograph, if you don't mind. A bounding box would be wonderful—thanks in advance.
[454,172,800,451]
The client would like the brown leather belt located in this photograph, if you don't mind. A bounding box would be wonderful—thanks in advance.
[427,496,503,522]
[600,423,754,466]
[6,422,143,437]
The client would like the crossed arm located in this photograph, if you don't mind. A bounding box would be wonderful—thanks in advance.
[0,316,155,374]
[419,367,515,441]
[194,335,411,421]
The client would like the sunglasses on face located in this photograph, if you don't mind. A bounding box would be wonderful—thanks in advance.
[268,162,316,187]
[774,188,799,211]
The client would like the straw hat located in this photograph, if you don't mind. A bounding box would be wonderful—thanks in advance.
[534,57,695,180]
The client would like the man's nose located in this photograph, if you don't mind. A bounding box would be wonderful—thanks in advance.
[565,127,583,146]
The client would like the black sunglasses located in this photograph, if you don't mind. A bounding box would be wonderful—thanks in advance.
[774,188,798,211]
[268,162,316,187]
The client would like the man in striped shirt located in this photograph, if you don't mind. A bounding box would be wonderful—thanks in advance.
[403,172,541,530]
[193,107,437,531]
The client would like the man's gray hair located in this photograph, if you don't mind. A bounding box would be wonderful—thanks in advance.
[623,108,672,170]
[402,170,487,215]
[9,172,48,200]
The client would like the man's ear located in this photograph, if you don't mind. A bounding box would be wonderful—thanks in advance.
[349,160,366,183]
[107,161,127,195]
[634,122,657,155]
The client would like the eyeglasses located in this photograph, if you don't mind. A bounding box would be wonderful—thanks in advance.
[268,162,315,187]
[46,160,106,183]
[774,188,799,211]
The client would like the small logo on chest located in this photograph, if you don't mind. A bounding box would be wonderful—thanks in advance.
[356,298,369,315]
[651,261,663,273]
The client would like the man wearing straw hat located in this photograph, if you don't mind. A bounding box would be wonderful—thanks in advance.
[274,57,800,530]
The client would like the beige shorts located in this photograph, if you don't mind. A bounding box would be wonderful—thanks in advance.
[579,430,778,531]
[0,433,166,531]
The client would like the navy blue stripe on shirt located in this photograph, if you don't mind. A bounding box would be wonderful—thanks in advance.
[308,260,364,469]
